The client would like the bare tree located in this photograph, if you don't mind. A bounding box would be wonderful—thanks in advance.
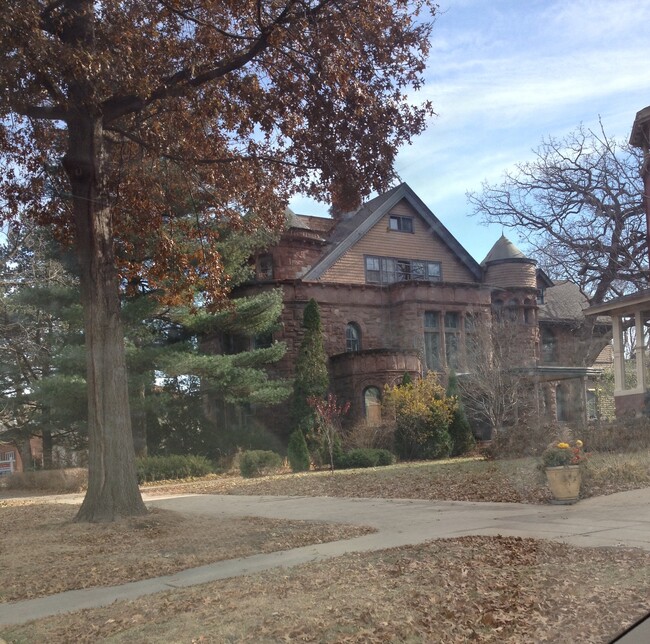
[459,314,532,436]
[468,124,646,304]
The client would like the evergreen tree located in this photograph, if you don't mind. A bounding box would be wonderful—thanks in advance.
[291,299,329,435]
[287,430,310,473]
[0,226,291,464]
[0,230,86,467]
[446,371,476,457]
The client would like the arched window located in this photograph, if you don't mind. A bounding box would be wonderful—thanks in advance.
[364,386,382,425]
[346,322,361,352]
[541,327,558,363]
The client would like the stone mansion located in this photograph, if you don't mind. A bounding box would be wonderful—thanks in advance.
[236,183,611,435]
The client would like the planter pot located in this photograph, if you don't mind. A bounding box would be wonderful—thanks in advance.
[545,465,581,504]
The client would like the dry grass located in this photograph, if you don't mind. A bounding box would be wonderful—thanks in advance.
[1,455,649,642]
[142,451,650,504]
[0,501,372,603]
[3,536,650,643]
[1,468,87,493]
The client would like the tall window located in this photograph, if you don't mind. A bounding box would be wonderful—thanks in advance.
[364,386,382,425]
[465,313,478,367]
[346,323,361,352]
[556,384,569,422]
[445,312,461,370]
[424,311,442,371]
[541,327,558,363]
[389,215,413,233]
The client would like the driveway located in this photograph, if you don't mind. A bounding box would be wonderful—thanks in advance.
[1,488,649,627]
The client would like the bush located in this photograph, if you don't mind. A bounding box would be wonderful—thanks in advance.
[343,421,395,451]
[239,450,283,478]
[3,468,87,493]
[136,454,213,483]
[287,430,311,472]
[446,371,476,456]
[337,448,395,469]
[383,373,454,461]
[484,422,561,460]
[582,417,650,453]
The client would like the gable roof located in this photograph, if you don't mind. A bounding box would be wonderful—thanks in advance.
[302,183,483,281]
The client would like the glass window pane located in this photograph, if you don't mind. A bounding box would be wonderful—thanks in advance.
[411,261,425,279]
[446,333,459,369]
[424,311,439,328]
[427,262,441,280]
[445,312,459,329]
[424,331,441,370]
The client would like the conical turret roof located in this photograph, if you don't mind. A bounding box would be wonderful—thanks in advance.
[481,234,530,265]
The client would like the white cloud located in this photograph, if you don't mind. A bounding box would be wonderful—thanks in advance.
[292,0,650,261]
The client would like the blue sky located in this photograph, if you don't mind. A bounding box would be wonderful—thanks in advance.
[289,0,650,263]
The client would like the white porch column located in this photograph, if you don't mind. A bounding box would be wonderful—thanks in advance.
[635,309,646,391]
[612,315,625,392]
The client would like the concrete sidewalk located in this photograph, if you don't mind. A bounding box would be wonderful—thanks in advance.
[1,488,649,627]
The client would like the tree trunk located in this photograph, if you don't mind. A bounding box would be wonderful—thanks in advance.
[42,429,53,469]
[63,112,146,522]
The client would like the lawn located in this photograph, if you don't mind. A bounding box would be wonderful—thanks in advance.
[2,451,650,643]
[142,450,650,504]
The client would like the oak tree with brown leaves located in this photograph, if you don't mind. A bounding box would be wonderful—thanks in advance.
[0,1,435,521]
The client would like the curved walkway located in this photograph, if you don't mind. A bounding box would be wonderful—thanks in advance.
[1,488,649,627]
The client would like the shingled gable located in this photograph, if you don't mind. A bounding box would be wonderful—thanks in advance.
[302,182,483,281]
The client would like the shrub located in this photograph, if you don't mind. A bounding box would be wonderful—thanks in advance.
[384,373,454,460]
[3,468,87,493]
[287,430,311,472]
[239,450,283,478]
[484,422,561,460]
[446,371,476,456]
[337,448,395,469]
[582,417,650,453]
[375,449,395,466]
[136,454,213,483]
[343,421,395,451]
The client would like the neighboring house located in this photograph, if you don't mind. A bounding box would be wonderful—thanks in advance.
[0,437,43,476]
[584,106,650,418]
[236,183,610,435]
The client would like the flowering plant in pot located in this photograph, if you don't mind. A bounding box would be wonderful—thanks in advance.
[541,440,587,468]
[541,440,587,504]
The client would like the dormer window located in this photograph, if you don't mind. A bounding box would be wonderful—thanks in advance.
[389,215,413,233]
[537,288,545,305]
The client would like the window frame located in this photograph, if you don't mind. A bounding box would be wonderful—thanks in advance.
[364,255,442,285]
[345,322,361,353]
[388,215,414,233]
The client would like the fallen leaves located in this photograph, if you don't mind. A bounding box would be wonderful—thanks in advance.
[0,503,372,603]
